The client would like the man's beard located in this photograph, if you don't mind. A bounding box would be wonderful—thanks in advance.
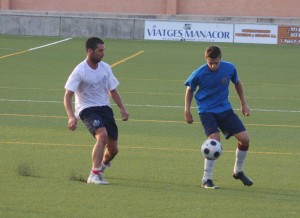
[91,57,101,64]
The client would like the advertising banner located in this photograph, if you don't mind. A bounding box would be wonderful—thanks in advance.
[278,26,300,44]
[234,24,278,44]
[145,20,234,42]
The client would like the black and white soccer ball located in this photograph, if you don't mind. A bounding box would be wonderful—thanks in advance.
[201,139,223,160]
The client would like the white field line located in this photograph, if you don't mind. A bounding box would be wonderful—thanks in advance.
[0,98,300,113]
[0,38,72,59]
[0,141,298,155]
[28,38,73,51]
[0,99,62,103]
[0,87,299,101]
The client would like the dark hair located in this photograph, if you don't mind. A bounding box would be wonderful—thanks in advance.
[205,45,222,59]
[85,37,104,51]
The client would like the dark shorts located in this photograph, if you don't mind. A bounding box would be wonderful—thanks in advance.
[79,106,118,140]
[199,109,246,137]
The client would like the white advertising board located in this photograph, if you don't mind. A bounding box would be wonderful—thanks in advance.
[145,20,234,42]
[234,24,278,44]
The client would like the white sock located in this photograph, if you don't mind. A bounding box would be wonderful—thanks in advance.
[234,148,248,174]
[202,158,216,183]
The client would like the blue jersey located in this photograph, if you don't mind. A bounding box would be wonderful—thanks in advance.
[184,61,239,113]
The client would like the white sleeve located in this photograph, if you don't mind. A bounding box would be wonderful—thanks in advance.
[107,65,120,91]
[64,68,81,92]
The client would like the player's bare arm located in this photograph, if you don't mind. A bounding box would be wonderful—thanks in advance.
[234,80,250,116]
[110,89,129,121]
[64,89,78,130]
[184,86,194,124]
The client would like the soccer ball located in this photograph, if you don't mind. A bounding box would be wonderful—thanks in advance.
[201,139,223,160]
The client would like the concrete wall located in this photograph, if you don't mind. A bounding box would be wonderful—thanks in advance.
[0,14,60,36]
[1,0,300,18]
[0,12,145,39]
[1,0,300,40]
[1,11,300,39]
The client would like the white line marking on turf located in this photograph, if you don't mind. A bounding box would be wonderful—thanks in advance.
[0,98,300,113]
[1,113,300,128]
[0,38,72,59]
[28,38,72,51]
[0,99,61,103]
[0,141,298,155]
[1,87,299,101]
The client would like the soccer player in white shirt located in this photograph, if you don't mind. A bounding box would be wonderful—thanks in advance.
[64,37,129,184]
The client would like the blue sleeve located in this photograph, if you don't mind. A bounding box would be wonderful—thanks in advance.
[184,70,199,91]
[231,66,239,84]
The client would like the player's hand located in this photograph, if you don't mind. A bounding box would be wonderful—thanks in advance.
[68,116,77,131]
[121,109,129,121]
[241,104,250,116]
[185,111,193,124]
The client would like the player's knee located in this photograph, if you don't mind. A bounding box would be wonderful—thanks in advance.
[238,143,249,151]
[238,137,250,151]
[236,132,250,148]
[241,137,250,145]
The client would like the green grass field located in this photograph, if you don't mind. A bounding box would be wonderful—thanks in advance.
[0,35,299,218]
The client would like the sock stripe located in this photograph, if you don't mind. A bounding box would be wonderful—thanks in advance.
[91,170,101,175]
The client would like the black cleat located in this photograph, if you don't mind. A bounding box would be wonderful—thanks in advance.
[202,179,220,189]
[233,171,253,186]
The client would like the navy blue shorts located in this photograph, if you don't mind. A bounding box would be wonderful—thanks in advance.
[79,106,118,140]
[199,109,246,137]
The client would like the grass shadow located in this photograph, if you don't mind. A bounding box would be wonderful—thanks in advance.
[69,171,87,183]
[16,163,39,178]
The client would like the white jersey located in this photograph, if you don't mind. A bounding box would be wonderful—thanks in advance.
[64,60,119,117]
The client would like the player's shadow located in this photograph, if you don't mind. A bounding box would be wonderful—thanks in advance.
[105,175,201,194]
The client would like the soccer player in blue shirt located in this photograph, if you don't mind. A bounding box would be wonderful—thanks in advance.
[184,45,253,189]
